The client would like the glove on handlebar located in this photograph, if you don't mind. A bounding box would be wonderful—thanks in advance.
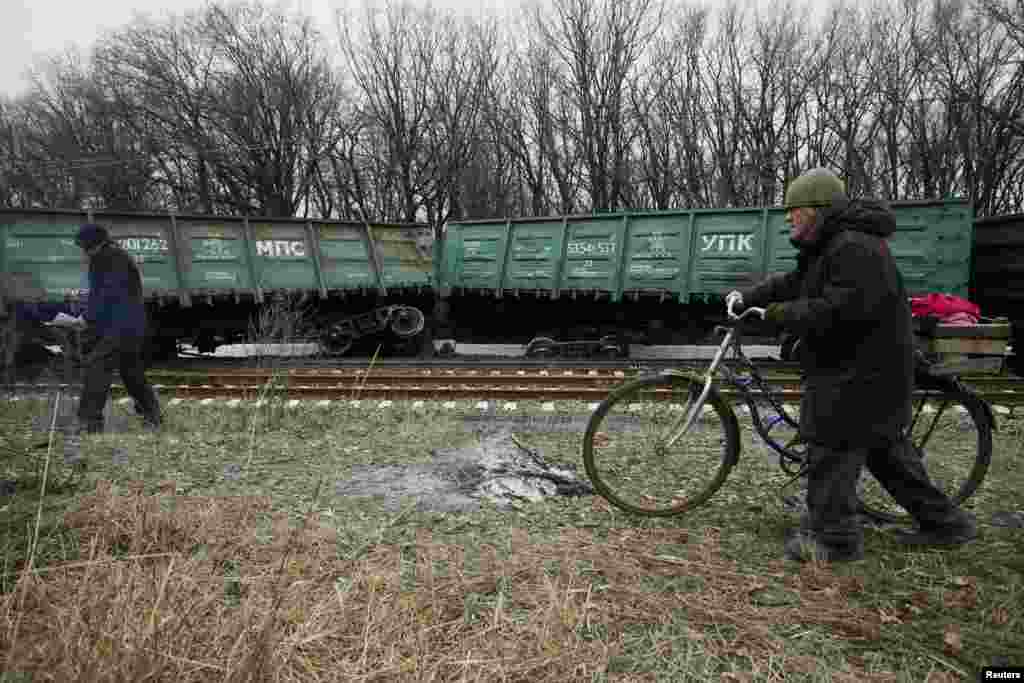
[764,303,786,324]
[725,290,745,312]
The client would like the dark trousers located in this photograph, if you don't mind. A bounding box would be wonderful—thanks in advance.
[805,439,959,547]
[77,334,161,428]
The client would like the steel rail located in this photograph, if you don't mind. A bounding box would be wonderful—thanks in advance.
[150,357,805,372]
[140,368,1024,393]
[4,381,1023,405]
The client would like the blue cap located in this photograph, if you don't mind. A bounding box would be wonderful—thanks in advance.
[75,224,109,249]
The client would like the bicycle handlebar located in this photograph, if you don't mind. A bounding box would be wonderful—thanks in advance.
[726,299,767,321]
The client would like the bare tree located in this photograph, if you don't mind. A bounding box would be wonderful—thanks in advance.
[2,0,1023,219]
[12,52,157,210]
[697,6,749,206]
[0,97,21,207]
[928,0,1024,214]
[338,1,439,224]
[735,2,824,204]
[92,11,223,212]
[533,0,664,211]
[495,32,573,215]
[658,8,716,207]
[980,0,1024,49]
[201,2,342,217]
[420,15,500,226]
[864,0,931,200]
[808,6,883,196]
[628,7,699,209]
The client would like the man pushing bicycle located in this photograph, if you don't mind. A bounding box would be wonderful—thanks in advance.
[728,167,977,563]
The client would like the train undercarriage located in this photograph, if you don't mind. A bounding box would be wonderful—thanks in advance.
[5,288,1020,374]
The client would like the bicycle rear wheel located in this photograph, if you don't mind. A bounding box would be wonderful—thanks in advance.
[582,373,741,517]
[857,383,992,524]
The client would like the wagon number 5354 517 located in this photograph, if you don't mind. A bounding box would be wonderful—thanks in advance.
[567,241,615,256]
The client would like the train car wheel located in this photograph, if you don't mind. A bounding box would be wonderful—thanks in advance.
[390,306,426,338]
[525,336,557,358]
[321,326,354,356]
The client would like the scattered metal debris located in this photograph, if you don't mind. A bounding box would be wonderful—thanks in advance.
[334,428,593,512]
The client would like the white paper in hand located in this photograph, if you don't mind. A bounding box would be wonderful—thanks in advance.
[46,312,85,327]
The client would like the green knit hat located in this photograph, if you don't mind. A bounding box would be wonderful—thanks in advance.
[783,168,847,209]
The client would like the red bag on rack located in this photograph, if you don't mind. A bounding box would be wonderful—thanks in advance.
[909,293,980,322]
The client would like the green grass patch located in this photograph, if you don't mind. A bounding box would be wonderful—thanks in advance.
[0,392,1020,681]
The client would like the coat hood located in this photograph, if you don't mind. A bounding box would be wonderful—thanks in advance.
[792,198,896,250]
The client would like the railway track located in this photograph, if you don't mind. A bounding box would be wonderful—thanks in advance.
[6,366,1024,405]
[154,358,801,372]
[152,356,796,372]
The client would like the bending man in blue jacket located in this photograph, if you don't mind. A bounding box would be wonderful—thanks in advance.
[75,224,162,433]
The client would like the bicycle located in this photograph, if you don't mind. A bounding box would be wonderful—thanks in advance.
[581,300,994,523]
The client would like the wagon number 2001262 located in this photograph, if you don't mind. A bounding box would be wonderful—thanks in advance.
[118,238,168,252]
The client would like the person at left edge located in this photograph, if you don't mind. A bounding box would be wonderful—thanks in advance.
[73,223,162,434]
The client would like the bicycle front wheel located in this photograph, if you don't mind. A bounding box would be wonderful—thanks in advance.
[582,373,741,517]
[858,384,993,524]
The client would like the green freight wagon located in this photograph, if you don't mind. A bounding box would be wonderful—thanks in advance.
[436,199,974,347]
[0,208,436,360]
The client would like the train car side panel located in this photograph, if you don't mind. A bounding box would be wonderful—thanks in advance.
[176,217,255,294]
[763,209,797,278]
[620,213,691,299]
[0,211,89,300]
[973,212,1024,312]
[1,216,61,317]
[103,214,181,298]
[927,203,973,297]
[688,209,767,297]
[443,222,507,292]
[374,225,435,288]
[972,211,1024,374]
[249,221,319,291]
[887,202,972,297]
[558,216,624,295]
[317,223,379,290]
[503,219,564,293]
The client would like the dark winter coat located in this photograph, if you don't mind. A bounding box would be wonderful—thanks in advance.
[84,241,148,338]
[740,198,915,449]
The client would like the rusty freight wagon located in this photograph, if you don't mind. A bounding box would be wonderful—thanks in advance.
[435,199,975,351]
[0,208,436,363]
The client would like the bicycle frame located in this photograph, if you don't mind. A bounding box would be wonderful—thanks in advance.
[661,304,807,473]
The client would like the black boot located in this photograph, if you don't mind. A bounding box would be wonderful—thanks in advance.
[892,509,978,547]
[784,530,865,562]
[71,419,104,435]
[786,443,867,563]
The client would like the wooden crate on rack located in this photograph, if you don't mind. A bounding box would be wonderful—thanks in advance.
[913,320,1011,374]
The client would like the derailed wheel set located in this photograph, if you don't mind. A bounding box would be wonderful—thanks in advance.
[3,199,1013,365]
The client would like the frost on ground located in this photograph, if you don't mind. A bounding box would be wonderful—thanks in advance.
[334,427,593,512]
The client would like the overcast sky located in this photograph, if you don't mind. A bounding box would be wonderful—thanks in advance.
[0,0,525,99]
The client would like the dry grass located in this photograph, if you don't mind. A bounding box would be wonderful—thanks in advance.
[1,480,909,682]
[246,292,319,366]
